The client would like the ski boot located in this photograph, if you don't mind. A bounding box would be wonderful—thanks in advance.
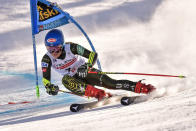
[84,85,112,101]
[134,81,156,94]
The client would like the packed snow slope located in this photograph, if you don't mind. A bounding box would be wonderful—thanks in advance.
[0,0,196,131]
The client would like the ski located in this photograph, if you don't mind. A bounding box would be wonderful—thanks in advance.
[70,94,126,112]
[121,90,167,106]
[70,90,166,112]
[120,96,142,105]
[70,101,98,112]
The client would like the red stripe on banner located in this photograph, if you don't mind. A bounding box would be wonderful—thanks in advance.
[0,101,34,106]
[8,102,16,104]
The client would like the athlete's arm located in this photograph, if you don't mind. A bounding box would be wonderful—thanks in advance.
[68,42,98,67]
[41,54,52,86]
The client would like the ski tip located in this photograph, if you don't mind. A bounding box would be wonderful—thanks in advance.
[70,104,83,112]
[121,96,138,106]
[121,97,131,106]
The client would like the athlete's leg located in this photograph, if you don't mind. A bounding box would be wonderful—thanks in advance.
[62,75,106,100]
[84,68,155,94]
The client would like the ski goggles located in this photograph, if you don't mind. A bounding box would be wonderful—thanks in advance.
[46,45,62,54]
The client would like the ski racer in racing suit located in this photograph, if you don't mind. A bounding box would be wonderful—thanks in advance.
[41,29,155,101]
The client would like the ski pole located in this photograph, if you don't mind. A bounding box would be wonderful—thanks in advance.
[88,71,186,78]
[58,89,86,97]
[58,89,74,94]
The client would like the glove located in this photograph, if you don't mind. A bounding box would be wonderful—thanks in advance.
[45,84,59,95]
[77,64,91,78]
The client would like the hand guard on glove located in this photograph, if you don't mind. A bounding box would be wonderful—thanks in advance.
[77,63,91,78]
[45,84,59,95]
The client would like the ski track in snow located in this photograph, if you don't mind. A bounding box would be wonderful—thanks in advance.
[0,0,196,130]
[0,88,196,131]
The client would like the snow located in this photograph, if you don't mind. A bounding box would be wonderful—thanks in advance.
[0,0,196,130]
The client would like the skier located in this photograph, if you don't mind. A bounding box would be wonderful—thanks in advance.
[41,29,155,101]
